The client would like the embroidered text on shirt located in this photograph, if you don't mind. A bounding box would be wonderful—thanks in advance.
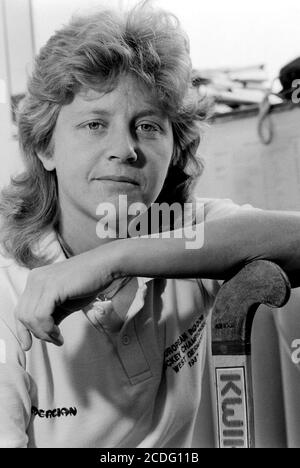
[163,315,206,373]
[31,406,77,418]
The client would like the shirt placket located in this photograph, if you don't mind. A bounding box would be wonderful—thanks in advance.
[83,278,153,385]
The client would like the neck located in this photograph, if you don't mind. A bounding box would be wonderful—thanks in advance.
[57,204,118,256]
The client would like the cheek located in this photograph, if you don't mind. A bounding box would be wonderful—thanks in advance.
[52,126,90,172]
[152,141,173,178]
[143,146,173,200]
[54,144,89,179]
[54,158,89,200]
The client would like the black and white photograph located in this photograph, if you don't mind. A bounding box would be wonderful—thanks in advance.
[1,0,300,450]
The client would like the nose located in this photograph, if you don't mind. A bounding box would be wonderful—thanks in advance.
[108,124,138,164]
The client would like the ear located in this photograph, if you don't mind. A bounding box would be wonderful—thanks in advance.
[37,151,56,172]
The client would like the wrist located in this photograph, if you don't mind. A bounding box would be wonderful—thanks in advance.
[111,238,132,279]
[93,239,131,282]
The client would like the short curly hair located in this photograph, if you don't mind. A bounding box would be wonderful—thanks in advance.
[0,0,209,268]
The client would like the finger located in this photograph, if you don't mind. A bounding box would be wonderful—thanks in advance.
[17,306,63,347]
[49,325,64,347]
[27,326,64,347]
[16,320,32,352]
[30,298,65,345]
[29,319,64,347]
[16,290,64,347]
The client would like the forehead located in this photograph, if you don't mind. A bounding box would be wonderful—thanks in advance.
[66,75,165,117]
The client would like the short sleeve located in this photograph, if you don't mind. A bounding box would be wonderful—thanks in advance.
[0,267,31,448]
[197,197,261,221]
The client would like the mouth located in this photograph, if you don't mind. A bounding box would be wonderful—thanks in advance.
[95,176,140,186]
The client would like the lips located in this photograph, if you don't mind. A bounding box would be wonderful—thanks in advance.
[95,175,139,186]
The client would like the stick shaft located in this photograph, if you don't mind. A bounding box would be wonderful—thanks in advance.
[213,355,254,448]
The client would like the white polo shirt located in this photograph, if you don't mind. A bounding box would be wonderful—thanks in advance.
[0,198,255,448]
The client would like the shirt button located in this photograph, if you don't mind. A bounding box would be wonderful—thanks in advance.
[122,335,131,346]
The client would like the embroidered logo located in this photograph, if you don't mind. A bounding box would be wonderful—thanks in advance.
[163,315,206,373]
[31,406,77,419]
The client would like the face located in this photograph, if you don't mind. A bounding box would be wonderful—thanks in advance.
[39,75,174,239]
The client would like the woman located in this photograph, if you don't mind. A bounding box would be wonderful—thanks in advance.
[0,2,300,448]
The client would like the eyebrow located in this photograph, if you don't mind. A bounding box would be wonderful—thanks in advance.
[77,108,167,120]
[134,109,167,120]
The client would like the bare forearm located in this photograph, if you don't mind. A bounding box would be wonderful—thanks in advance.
[16,209,300,350]
[113,210,300,285]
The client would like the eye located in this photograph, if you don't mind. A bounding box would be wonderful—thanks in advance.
[136,122,162,134]
[86,121,105,131]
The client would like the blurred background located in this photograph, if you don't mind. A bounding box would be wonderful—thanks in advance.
[4,0,300,95]
[1,0,300,448]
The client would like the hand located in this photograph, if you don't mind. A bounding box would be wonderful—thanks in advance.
[15,245,120,351]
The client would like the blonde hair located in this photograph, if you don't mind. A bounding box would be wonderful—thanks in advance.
[0,1,209,268]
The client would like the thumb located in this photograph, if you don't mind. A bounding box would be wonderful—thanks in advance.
[16,320,32,352]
